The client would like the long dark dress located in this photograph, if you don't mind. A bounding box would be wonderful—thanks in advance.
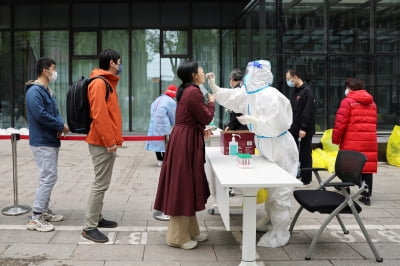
[154,84,215,216]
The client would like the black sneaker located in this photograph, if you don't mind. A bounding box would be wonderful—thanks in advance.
[98,218,118,228]
[359,196,371,206]
[81,228,108,243]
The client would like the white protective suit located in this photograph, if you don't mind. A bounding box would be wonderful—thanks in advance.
[208,60,298,248]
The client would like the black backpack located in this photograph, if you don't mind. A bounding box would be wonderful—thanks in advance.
[66,76,112,134]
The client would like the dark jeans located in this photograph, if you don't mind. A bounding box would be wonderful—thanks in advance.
[155,152,165,161]
[361,173,373,197]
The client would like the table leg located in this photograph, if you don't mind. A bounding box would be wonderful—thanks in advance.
[239,188,264,266]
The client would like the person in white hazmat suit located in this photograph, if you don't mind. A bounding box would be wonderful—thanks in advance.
[206,60,299,248]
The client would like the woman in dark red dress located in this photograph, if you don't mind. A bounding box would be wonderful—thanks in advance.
[154,61,215,249]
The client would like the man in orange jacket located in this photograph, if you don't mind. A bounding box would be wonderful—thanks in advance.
[81,49,124,243]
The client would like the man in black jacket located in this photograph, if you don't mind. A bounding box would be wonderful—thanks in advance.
[286,69,315,186]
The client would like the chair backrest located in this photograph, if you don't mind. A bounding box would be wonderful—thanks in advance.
[335,150,367,186]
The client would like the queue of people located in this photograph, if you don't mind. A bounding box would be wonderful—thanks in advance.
[24,51,377,251]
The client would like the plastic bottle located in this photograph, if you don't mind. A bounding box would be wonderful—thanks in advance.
[229,134,239,155]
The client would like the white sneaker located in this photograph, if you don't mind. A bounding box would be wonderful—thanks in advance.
[193,232,207,242]
[157,160,163,166]
[167,240,198,250]
[26,216,55,232]
[43,210,64,222]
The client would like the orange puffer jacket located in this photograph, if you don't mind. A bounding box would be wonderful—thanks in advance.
[332,90,378,173]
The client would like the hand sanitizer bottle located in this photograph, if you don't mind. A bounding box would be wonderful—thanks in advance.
[229,134,239,155]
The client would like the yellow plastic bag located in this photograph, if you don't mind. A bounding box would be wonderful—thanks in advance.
[312,148,338,173]
[312,148,327,169]
[256,188,269,204]
[326,150,338,173]
[321,129,339,152]
[387,125,400,167]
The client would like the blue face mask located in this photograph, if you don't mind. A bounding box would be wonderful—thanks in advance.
[286,79,295,88]
[117,64,123,75]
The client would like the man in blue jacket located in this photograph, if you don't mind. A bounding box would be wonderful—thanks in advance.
[25,57,69,232]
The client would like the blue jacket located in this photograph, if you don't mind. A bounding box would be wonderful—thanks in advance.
[25,82,65,147]
[146,94,176,152]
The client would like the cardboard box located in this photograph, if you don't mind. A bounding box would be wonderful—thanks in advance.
[220,130,255,155]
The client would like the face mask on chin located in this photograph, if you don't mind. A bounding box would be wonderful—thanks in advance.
[345,88,349,96]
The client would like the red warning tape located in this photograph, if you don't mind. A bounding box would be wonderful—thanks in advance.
[0,135,164,141]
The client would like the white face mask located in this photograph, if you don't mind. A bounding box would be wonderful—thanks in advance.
[48,71,58,83]
[344,88,349,96]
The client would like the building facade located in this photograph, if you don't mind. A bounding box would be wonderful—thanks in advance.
[0,0,399,133]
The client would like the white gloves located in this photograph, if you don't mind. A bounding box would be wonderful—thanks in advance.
[206,72,221,94]
[237,115,259,126]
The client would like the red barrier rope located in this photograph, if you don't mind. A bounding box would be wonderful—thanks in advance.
[0,135,164,141]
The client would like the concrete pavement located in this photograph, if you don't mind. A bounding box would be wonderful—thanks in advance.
[0,136,399,266]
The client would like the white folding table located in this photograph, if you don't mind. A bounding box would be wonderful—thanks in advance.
[205,147,301,266]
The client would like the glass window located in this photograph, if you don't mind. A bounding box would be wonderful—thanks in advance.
[73,32,97,55]
[42,4,69,28]
[71,59,97,83]
[192,2,220,27]
[377,0,400,53]
[193,29,220,127]
[102,30,129,131]
[281,0,325,53]
[237,0,276,63]
[376,56,400,130]
[132,29,160,131]
[14,31,40,128]
[72,4,99,28]
[255,0,276,59]
[101,3,129,28]
[0,32,11,128]
[131,3,160,28]
[329,1,370,53]
[160,2,189,27]
[15,5,40,29]
[43,31,69,121]
[0,5,11,29]
[328,56,373,127]
[281,56,327,132]
[162,30,188,56]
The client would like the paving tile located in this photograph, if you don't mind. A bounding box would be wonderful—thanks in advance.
[213,244,242,261]
[182,262,238,266]
[1,140,400,265]
[349,242,400,260]
[331,259,400,266]
[256,246,290,261]
[265,261,332,266]
[283,243,363,260]
[71,244,144,261]
[0,243,9,254]
[1,243,76,259]
[33,260,104,266]
[0,229,56,243]
[144,244,216,262]
[106,261,180,266]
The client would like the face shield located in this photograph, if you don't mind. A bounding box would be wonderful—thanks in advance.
[244,60,274,94]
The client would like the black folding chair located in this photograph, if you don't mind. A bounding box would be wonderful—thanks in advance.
[289,150,383,262]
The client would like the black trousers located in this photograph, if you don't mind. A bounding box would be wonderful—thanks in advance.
[361,173,373,197]
[155,152,165,161]
[297,134,313,184]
